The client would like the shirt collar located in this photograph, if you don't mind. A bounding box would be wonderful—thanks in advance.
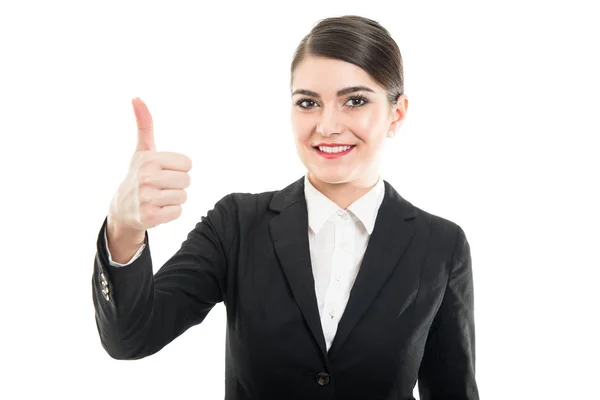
[304,173,385,235]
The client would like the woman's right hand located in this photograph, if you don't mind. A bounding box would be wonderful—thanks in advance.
[107,97,193,235]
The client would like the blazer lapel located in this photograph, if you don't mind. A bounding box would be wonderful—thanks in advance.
[269,177,329,358]
[268,176,419,361]
[327,180,418,358]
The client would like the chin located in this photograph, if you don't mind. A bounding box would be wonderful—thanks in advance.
[309,169,353,185]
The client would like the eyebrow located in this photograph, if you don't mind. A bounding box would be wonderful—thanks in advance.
[291,85,375,98]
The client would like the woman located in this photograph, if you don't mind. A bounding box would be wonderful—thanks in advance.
[93,15,479,400]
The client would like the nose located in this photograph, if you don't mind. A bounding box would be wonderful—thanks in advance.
[316,105,343,137]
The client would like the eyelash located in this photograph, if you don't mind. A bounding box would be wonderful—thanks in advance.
[295,95,370,110]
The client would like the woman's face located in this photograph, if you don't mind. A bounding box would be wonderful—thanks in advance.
[290,55,407,187]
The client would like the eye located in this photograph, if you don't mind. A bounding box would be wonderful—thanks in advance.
[295,97,318,109]
[346,95,369,108]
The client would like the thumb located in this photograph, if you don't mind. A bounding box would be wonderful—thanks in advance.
[132,97,156,152]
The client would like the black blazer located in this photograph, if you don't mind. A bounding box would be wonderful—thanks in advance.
[92,176,479,400]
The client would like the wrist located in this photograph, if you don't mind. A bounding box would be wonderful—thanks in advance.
[106,216,146,246]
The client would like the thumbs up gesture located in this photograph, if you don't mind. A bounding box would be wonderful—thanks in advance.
[107,98,193,234]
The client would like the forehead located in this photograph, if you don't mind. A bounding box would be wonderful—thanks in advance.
[292,56,383,94]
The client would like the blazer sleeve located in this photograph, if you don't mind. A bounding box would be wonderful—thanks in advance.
[418,225,479,400]
[92,193,235,360]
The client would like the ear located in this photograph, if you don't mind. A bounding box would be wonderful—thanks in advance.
[389,94,408,133]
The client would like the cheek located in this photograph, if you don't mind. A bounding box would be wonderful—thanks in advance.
[352,111,385,141]
[291,113,314,142]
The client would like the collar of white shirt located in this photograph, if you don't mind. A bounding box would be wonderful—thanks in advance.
[303,174,385,236]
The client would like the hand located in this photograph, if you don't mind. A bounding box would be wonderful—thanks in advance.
[107,97,192,234]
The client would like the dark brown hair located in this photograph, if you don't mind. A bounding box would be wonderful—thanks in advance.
[290,15,404,106]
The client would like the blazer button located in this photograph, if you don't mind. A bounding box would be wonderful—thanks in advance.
[100,273,110,301]
[316,372,330,386]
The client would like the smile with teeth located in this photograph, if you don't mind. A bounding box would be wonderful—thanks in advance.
[317,145,354,153]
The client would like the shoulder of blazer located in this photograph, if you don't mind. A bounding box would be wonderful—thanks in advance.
[408,202,468,268]
[218,176,304,219]
[412,204,462,236]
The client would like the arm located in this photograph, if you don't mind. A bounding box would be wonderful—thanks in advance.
[92,193,234,360]
[418,225,479,399]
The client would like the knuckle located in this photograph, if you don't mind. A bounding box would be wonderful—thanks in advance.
[141,153,159,166]
[141,204,155,220]
[138,172,153,186]
[138,189,149,204]
[139,203,150,218]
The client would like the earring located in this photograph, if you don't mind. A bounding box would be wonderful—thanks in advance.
[387,130,395,138]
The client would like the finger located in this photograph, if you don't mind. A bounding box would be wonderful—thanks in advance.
[155,205,182,225]
[142,170,190,190]
[159,189,187,206]
[154,152,193,172]
[133,97,156,152]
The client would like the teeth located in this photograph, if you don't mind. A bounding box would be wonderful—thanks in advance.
[318,145,352,153]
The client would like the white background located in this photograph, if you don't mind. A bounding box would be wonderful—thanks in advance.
[1,0,598,398]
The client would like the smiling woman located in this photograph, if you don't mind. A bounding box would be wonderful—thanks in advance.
[289,16,408,209]
[92,14,479,400]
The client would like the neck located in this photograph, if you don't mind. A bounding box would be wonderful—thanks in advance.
[308,171,380,209]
